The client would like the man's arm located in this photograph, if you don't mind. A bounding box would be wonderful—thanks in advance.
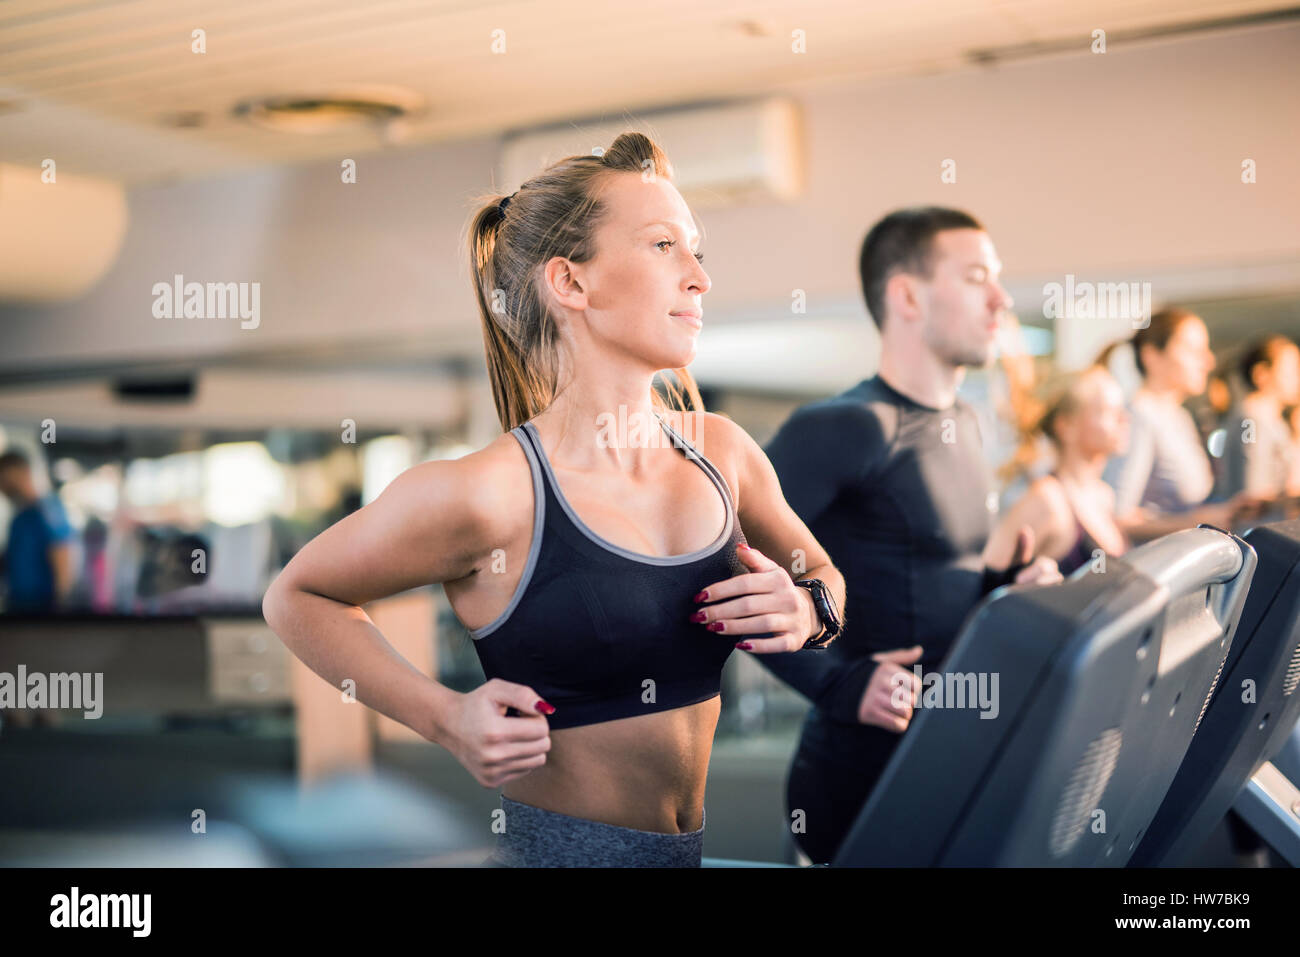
[42,497,77,608]
[763,400,883,527]
[47,542,75,605]
[758,645,888,724]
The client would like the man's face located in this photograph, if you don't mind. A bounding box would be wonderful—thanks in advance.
[915,229,1013,368]
[0,465,28,503]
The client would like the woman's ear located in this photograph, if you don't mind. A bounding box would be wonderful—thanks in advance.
[1051,409,1073,446]
[1249,361,1269,393]
[542,256,589,314]
[1137,341,1160,377]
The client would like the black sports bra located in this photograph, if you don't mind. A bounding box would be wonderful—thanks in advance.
[1048,472,1113,576]
[464,412,751,730]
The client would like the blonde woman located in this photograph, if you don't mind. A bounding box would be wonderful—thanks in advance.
[262,134,849,867]
[986,365,1130,577]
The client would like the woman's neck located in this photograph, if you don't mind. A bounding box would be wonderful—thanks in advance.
[1055,446,1107,485]
[1137,381,1186,406]
[534,373,664,470]
[1244,389,1282,418]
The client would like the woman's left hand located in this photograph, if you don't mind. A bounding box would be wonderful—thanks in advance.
[689,543,818,653]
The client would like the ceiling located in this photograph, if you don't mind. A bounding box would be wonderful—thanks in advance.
[2,0,1297,186]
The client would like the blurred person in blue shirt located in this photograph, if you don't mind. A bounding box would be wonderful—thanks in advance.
[0,450,76,613]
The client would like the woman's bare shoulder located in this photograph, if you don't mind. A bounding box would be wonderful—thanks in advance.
[1022,475,1077,536]
[660,409,762,510]
[266,430,535,601]
[394,430,534,543]
[660,409,746,466]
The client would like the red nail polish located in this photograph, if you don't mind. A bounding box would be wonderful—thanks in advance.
[735,641,752,650]
[535,700,556,714]
[738,543,750,551]
[708,622,724,632]
[690,610,707,623]
[693,591,708,602]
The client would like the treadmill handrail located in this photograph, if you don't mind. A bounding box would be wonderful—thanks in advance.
[1121,526,1244,593]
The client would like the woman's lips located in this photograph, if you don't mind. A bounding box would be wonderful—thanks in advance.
[672,312,702,329]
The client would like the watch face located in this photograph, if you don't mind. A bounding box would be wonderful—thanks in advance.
[800,578,840,632]
[812,580,839,624]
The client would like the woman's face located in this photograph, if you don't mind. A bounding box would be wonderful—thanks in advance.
[1260,341,1300,403]
[1145,316,1215,397]
[1060,371,1129,458]
[557,172,710,373]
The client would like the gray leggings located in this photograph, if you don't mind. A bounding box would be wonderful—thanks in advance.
[482,795,705,867]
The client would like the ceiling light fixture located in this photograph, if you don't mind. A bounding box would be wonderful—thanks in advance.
[232,85,425,136]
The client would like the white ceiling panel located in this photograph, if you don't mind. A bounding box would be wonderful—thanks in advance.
[1,0,1294,185]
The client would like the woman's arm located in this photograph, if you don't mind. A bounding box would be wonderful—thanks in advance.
[262,445,553,787]
[1115,499,1241,543]
[1102,407,1221,542]
[706,412,846,646]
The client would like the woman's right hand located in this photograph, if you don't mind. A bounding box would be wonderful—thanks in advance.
[1199,492,1267,530]
[1227,490,1274,524]
[441,678,554,788]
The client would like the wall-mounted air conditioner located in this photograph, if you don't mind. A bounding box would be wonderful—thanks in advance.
[499,97,805,209]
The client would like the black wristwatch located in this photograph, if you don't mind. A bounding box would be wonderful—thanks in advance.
[793,578,842,649]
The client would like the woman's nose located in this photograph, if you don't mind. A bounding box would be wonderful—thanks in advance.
[688,262,711,295]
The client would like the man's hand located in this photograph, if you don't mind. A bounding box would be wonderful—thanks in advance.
[858,645,924,732]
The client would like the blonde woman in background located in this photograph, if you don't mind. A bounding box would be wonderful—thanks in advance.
[986,364,1130,577]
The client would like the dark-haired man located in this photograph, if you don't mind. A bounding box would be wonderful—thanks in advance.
[0,450,76,613]
[756,207,1061,864]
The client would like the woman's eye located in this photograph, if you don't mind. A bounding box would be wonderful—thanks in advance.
[656,240,704,263]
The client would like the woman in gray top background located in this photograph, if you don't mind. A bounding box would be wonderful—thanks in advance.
[1099,308,1258,543]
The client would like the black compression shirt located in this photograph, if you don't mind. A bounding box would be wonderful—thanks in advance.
[755,375,998,722]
